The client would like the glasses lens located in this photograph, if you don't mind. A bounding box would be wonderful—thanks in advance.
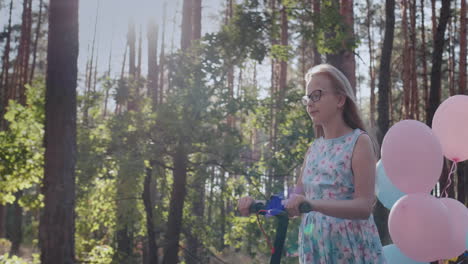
[301,96,309,106]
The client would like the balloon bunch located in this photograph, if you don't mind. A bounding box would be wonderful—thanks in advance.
[377,95,468,263]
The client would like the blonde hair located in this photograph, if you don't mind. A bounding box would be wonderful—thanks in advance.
[305,64,379,156]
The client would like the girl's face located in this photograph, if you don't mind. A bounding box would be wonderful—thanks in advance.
[305,74,345,125]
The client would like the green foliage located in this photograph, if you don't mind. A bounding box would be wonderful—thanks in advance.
[0,82,45,208]
[313,0,358,54]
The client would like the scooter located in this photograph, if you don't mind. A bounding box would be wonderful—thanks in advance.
[248,195,312,264]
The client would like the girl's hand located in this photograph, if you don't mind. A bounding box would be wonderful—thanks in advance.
[237,196,254,216]
[285,193,307,217]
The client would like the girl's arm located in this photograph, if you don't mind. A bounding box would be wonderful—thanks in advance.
[289,134,377,220]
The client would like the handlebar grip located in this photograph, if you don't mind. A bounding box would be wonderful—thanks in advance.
[249,202,265,214]
[299,202,313,213]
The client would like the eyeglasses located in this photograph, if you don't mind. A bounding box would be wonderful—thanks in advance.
[301,90,324,106]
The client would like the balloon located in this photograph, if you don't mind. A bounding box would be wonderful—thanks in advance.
[382,244,429,264]
[439,198,468,258]
[432,95,468,162]
[381,120,443,193]
[375,160,406,209]
[388,193,455,262]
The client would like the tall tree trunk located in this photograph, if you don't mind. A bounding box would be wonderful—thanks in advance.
[325,0,356,94]
[9,191,23,256]
[128,20,137,78]
[409,0,418,119]
[103,33,113,118]
[30,0,44,82]
[127,20,138,111]
[84,3,99,125]
[159,4,167,104]
[448,5,456,97]
[0,206,4,238]
[460,0,467,95]
[193,0,202,40]
[431,0,437,41]
[92,39,99,93]
[186,1,203,262]
[206,167,215,226]
[458,0,467,205]
[181,0,193,50]
[312,0,321,66]
[186,172,205,264]
[375,0,395,246]
[163,145,188,264]
[11,0,33,106]
[420,0,429,121]
[219,170,226,250]
[427,0,451,126]
[339,0,356,94]
[366,0,376,127]
[0,0,14,124]
[402,0,411,118]
[147,20,159,107]
[278,5,288,105]
[137,26,143,79]
[39,0,78,262]
[143,166,158,264]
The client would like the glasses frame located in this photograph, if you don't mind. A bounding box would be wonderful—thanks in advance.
[301,89,324,106]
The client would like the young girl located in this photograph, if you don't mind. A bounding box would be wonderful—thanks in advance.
[238,64,386,263]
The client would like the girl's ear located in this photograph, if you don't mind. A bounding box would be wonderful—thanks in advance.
[337,94,346,108]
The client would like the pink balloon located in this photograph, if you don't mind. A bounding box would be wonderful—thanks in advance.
[381,120,443,193]
[432,95,468,162]
[389,193,455,262]
[439,198,468,259]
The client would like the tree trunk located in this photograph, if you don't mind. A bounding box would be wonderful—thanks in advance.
[0,0,14,131]
[339,0,356,94]
[460,0,467,94]
[278,5,288,105]
[84,4,99,125]
[8,191,23,256]
[186,172,205,264]
[128,20,137,78]
[193,0,202,40]
[375,0,395,245]
[366,0,376,127]
[39,0,78,263]
[420,0,429,121]
[137,26,143,79]
[127,20,138,111]
[409,0,418,119]
[181,0,193,51]
[431,0,437,41]
[456,162,466,204]
[30,0,44,82]
[143,166,158,264]
[448,6,456,96]
[0,205,4,238]
[147,20,159,107]
[402,0,411,118]
[312,0,321,66]
[159,3,167,104]
[427,0,451,126]
[163,145,188,264]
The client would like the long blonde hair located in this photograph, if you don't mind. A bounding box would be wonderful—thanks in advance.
[305,64,379,156]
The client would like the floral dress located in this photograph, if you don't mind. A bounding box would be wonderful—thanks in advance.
[299,128,386,264]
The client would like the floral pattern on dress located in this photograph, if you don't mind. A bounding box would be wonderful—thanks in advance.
[299,128,387,264]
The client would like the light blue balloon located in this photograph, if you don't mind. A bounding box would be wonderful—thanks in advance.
[376,160,406,210]
[383,244,429,264]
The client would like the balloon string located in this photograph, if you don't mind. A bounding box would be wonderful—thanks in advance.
[441,161,457,198]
